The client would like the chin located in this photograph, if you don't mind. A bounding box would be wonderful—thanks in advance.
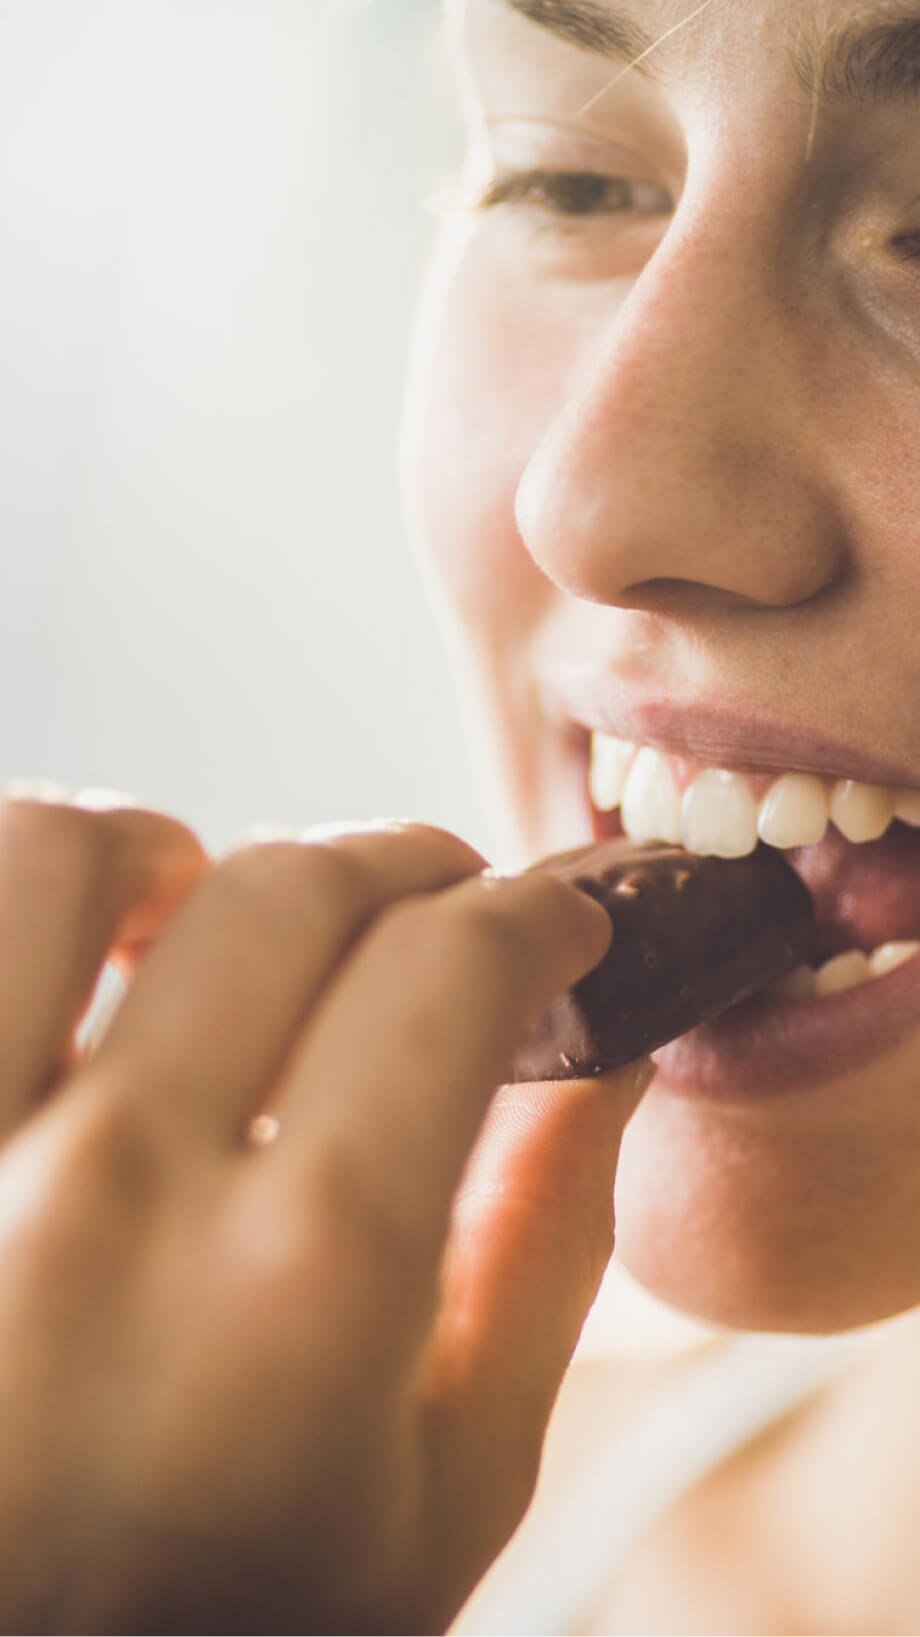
[611,1063,920,1337]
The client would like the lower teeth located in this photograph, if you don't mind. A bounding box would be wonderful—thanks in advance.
[772,941,920,1002]
[869,941,920,978]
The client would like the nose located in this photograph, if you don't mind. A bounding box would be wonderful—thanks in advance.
[515,194,845,613]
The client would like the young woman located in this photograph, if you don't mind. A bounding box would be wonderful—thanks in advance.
[2,0,920,1629]
[401,0,920,1626]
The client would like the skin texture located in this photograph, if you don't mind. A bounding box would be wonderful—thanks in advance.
[401,0,920,1334]
[0,794,652,1632]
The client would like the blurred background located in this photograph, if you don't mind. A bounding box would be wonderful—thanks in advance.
[0,0,494,855]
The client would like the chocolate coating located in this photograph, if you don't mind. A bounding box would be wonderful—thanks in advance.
[511,839,817,1082]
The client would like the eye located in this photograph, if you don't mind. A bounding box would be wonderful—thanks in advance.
[472,167,672,219]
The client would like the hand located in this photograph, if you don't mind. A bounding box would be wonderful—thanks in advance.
[0,798,653,1635]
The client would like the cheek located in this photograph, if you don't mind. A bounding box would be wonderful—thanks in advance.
[812,368,920,748]
[823,315,920,518]
[404,234,568,635]
[843,409,920,582]
[820,335,920,592]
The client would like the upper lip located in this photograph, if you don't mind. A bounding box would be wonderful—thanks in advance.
[542,661,920,791]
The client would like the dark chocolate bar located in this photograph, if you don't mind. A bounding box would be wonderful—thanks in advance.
[511,839,817,1081]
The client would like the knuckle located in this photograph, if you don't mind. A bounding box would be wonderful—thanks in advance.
[0,1092,156,1272]
[60,1090,161,1212]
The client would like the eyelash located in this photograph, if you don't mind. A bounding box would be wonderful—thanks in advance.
[471,168,671,220]
[464,171,920,289]
[892,229,920,262]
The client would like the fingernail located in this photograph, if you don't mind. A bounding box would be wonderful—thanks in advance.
[73,787,141,812]
[242,824,303,844]
[218,824,303,858]
[299,818,413,843]
[4,777,74,804]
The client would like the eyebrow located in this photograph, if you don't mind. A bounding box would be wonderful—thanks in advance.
[794,11,920,106]
[502,0,920,108]
[499,0,654,63]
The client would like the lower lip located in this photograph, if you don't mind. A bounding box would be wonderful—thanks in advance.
[652,954,920,1100]
[586,808,920,1101]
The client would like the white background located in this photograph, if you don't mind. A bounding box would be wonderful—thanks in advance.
[0,0,494,856]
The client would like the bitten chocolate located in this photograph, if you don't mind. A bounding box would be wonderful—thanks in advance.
[511,838,817,1082]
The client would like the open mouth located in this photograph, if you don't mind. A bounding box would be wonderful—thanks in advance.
[587,733,920,1004]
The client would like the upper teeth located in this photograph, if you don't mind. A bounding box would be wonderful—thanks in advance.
[621,746,684,848]
[589,735,920,857]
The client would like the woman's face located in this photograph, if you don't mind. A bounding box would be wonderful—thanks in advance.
[403,0,920,1333]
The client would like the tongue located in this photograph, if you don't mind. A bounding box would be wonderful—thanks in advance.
[788,822,920,958]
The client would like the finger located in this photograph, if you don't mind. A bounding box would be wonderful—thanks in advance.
[88,824,487,1143]
[0,794,208,1135]
[270,868,614,1264]
[415,1059,656,1598]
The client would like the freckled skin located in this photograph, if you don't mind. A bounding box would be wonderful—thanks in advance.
[402,0,920,1332]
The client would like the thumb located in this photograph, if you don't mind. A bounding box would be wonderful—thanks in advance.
[416,1057,656,1595]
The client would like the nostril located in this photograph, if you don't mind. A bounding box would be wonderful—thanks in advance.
[615,579,780,617]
